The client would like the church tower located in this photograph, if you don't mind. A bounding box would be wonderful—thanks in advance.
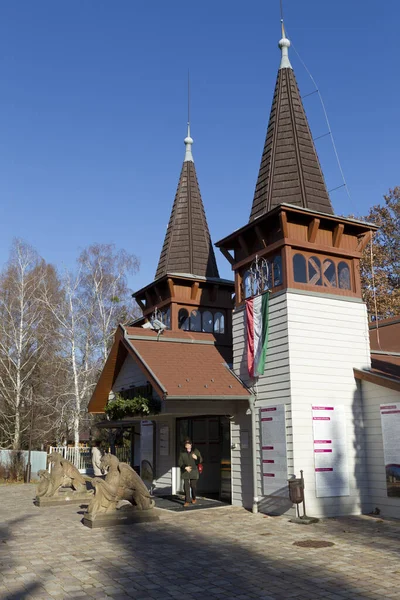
[216,24,377,517]
[133,126,234,344]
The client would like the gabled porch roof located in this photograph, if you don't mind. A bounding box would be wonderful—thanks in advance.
[88,325,250,413]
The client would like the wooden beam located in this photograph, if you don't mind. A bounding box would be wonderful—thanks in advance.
[219,247,235,266]
[190,281,199,301]
[333,223,344,248]
[357,230,373,252]
[167,278,175,298]
[135,297,146,312]
[307,218,320,243]
[238,234,249,256]
[255,225,267,249]
[279,211,289,238]
[144,291,153,307]
[154,285,162,303]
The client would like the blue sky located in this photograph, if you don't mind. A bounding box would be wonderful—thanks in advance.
[0,1,398,290]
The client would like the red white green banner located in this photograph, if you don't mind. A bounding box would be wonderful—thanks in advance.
[246,292,269,378]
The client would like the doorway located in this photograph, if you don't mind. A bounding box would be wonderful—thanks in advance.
[176,416,231,502]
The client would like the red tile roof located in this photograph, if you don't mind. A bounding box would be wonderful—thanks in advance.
[88,326,249,413]
[130,336,247,399]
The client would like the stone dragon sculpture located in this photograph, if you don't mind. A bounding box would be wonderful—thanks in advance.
[87,454,155,518]
[36,452,88,497]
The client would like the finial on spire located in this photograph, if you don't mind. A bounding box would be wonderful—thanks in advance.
[184,122,194,162]
[184,71,194,162]
[278,18,292,70]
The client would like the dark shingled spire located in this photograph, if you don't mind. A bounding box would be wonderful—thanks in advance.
[155,128,219,280]
[249,33,334,222]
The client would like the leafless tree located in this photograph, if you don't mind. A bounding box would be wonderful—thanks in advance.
[0,240,58,449]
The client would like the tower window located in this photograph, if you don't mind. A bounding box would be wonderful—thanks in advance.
[189,310,201,332]
[293,253,307,283]
[202,311,213,333]
[214,311,225,334]
[178,308,189,330]
[338,262,351,290]
[273,255,282,286]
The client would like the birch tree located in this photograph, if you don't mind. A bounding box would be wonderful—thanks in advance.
[0,240,57,449]
[42,267,96,449]
[42,243,139,448]
[78,243,140,363]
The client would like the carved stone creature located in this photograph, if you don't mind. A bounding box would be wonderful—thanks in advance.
[36,469,51,497]
[87,477,119,518]
[38,453,88,497]
[87,454,155,517]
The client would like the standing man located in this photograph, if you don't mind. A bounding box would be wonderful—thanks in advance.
[178,438,203,507]
[91,440,103,476]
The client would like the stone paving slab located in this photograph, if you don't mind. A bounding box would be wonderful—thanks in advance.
[0,484,400,600]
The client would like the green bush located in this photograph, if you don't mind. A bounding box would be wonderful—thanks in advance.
[105,394,161,421]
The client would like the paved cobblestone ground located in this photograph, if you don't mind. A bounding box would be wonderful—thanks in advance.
[0,485,400,600]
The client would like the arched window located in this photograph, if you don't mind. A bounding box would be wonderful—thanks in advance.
[243,270,253,299]
[214,311,225,334]
[189,310,201,332]
[323,259,337,288]
[159,307,171,328]
[293,254,307,283]
[202,311,214,333]
[178,308,189,331]
[338,262,351,290]
[308,256,322,286]
[273,255,282,286]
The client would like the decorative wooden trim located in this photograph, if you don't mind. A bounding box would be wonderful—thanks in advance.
[255,225,267,249]
[219,247,235,266]
[233,236,362,272]
[333,223,345,248]
[279,211,289,239]
[357,230,373,252]
[307,218,320,243]
[190,281,200,301]
[167,278,175,299]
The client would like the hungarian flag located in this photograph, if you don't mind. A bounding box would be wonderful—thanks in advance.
[246,292,270,378]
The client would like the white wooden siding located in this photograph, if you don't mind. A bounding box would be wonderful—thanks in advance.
[287,293,371,517]
[231,402,253,509]
[232,294,293,512]
[154,417,175,494]
[112,355,148,392]
[361,381,400,519]
[232,291,372,517]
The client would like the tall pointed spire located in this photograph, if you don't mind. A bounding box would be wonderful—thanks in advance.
[249,21,334,222]
[155,125,220,280]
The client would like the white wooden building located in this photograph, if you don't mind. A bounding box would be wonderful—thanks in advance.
[88,26,400,520]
